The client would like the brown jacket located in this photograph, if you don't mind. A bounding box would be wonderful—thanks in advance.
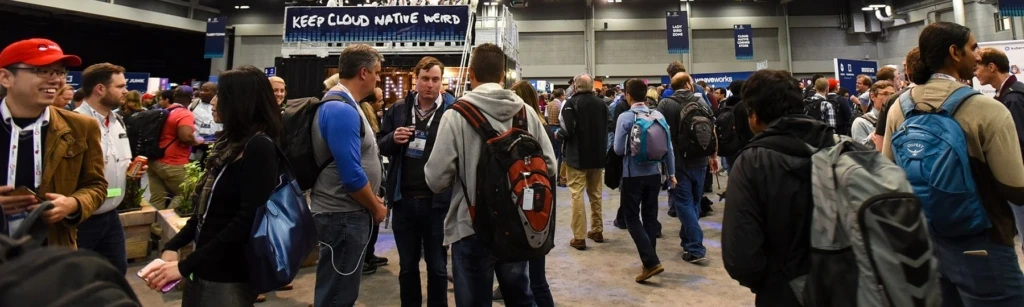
[39,106,107,248]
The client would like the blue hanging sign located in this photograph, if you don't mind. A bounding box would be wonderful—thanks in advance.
[205,16,227,59]
[734,24,753,60]
[665,11,689,54]
[834,58,878,94]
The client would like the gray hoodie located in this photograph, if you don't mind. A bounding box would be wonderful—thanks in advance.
[425,83,557,246]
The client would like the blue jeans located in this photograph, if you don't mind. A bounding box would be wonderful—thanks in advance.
[620,174,662,268]
[932,230,1024,307]
[451,236,535,307]
[1011,202,1024,255]
[672,167,707,257]
[392,198,448,307]
[313,210,372,307]
[76,210,127,275]
[529,257,554,307]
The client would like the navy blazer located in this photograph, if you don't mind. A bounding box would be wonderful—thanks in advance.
[376,92,456,207]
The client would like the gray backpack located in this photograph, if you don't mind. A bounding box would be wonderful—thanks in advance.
[750,136,940,307]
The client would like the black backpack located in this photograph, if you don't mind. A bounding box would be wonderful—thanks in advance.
[127,105,183,160]
[714,102,741,158]
[0,203,141,307]
[804,96,839,123]
[452,101,556,262]
[280,94,364,190]
[676,96,717,158]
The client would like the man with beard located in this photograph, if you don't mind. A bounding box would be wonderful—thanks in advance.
[75,62,142,274]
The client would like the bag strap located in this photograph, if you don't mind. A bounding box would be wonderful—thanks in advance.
[451,100,498,139]
[938,86,979,117]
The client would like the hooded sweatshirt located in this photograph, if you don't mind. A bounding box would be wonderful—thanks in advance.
[425,83,557,246]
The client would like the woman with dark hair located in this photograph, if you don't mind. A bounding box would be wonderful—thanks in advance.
[512,80,546,125]
[144,66,284,307]
[882,22,1024,306]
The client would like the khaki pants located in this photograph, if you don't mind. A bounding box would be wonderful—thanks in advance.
[149,160,187,210]
[565,164,604,240]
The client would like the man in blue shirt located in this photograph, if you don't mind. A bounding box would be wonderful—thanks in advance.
[613,78,676,283]
[311,44,388,307]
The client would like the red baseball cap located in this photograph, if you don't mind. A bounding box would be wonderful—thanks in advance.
[828,78,839,91]
[0,38,82,68]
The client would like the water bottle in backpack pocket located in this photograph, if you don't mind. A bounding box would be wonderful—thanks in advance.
[890,87,991,237]
[628,110,671,164]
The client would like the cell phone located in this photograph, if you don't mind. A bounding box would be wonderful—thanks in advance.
[7,186,45,202]
[137,258,182,293]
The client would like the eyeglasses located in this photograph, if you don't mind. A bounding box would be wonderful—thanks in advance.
[7,66,68,78]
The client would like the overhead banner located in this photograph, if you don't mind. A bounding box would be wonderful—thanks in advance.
[66,71,82,90]
[665,11,689,54]
[973,40,1024,96]
[734,24,753,60]
[66,71,148,92]
[205,16,227,59]
[284,6,471,43]
[689,71,754,89]
[1001,0,1024,16]
[834,58,878,94]
[265,67,277,77]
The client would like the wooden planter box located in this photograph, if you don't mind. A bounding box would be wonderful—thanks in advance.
[118,204,157,262]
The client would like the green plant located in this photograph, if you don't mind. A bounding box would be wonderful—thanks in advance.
[116,179,146,213]
[175,161,205,217]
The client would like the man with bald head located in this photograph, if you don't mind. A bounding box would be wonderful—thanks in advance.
[555,73,609,250]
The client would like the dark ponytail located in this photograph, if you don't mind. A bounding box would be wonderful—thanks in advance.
[915,22,972,85]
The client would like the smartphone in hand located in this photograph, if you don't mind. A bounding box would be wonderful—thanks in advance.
[137,259,181,293]
[7,186,46,202]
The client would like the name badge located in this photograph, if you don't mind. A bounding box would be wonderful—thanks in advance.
[199,123,211,128]
[406,130,428,159]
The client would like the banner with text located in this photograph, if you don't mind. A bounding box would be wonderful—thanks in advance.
[973,40,1024,96]
[205,16,227,59]
[68,72,149,92]
[665,11,689,54]
[690,71,754,89]
[734,24,753,60]
[1001,0,1024,16]
[834,58,878,94]
[284,6,470,43]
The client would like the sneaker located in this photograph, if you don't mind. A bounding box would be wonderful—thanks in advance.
[681,252,708,265]
[569,239,587,250]
[362,262,377,275]
[635,264,665,283]
[492,286,503,301]
[655,231,662,239]
[367,255,389,266]
[613,219,626,229]
[587,231,605,243]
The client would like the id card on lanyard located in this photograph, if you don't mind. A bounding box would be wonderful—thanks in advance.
[406,103,439,159]
[2,100,49,234]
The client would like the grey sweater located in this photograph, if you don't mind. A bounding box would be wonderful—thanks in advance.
[424,83,556,246]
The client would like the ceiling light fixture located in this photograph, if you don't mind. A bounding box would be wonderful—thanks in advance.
[861,6,874,11]
[234,5,250,9]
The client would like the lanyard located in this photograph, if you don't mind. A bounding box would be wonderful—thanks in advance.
[1,100,48,188]
[411,96,441,131]
[931,73,958,82]
[79,104,120,165]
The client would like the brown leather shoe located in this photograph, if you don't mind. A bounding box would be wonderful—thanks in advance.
[277,283,294,291]
[635,264,665,283]
[256,293,267,302]
[587,231,605,243]
[569,239,587,250]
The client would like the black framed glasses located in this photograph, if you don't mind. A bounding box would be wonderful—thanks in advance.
[7,66,68,78]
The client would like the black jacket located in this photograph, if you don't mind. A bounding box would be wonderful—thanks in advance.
[827,93,853,136]
[996,78,1024,163]
[657,90,711,170]
[376,92,455,208]
[723,115,835,307]
[720,96,752,162]
[557,91,608,169]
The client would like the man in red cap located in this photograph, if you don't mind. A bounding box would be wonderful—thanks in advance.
[0,38,107,248]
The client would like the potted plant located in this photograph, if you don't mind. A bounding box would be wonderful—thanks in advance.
[116,178,146,213]
[174,161,204,217]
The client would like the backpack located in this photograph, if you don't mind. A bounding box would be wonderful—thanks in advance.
[628,110,671,164]
[804,96,839,123]
[676,96,717,158]
[280,94,364,190]
[452,101,556,262]
[747,135,939,307]
[0,202,142,307]
[891,87,990,237]
[127,105,182,160]
[714,103,741,157]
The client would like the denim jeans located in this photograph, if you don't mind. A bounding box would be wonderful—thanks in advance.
[620,174,662,268]
[392,198,448,307]
[672,167,707,257]
[182,277,256,307]
[932,231,1024,307]
[451,236,534,307]
[313,210,372,307]
[76,210,127,275]
[1011,202,1024,255]
[529,257,554,307]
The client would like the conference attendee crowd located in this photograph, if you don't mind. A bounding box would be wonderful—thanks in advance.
[3,21,1024,307]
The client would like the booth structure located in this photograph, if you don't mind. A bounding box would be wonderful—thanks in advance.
[275,4,521,100]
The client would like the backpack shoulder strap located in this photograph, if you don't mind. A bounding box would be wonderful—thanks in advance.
[939,86,980,117]
[898,89,917,118]
[1009,81,1024,94]
[745,135,815,158]
[451,100,498,139]
[322,93,365,138]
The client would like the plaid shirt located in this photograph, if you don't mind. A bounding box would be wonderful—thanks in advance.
[816,94,837,129]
